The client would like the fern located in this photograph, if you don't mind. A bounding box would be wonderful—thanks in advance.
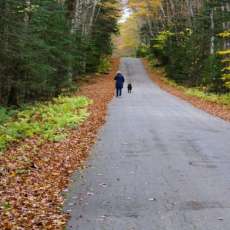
[0,96,92,152]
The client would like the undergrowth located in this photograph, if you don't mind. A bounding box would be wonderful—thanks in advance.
[185,88,230,106]
[153,66,230,106]
[0,96,92,152]
[98,57,112,74]
[0,107,17,125]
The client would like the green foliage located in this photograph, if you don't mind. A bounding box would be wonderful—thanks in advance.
[152,31,174,54]
[201,55,224,92]
[0,96,91,152]
[0,107,17,125]
[0,0,119,106]
[137,0,230,95]
[1,202,12,211]
[136,44,149,57]
[151,31,175,66]
[218,28,230,88]
[82,0,119,74]
[157,69,230,106]
[146,1,230,93]
[0,0,73,105]
[152,29,198,84]
[0,107,10,125]
[146,54,159,67]
[97,57,112,74]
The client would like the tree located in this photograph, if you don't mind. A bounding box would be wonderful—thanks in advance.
[0,0,120,106]
[124,0,230,92]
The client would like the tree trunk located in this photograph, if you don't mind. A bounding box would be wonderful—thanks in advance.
[210,8,215,55]
[8,85,18,106]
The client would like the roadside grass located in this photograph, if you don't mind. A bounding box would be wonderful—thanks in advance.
[185,88,230,106]
[0,107,17,125]
[154,67,230,107]
[0,96,92,152]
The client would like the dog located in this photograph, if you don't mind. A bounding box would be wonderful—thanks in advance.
[127,83,132,94]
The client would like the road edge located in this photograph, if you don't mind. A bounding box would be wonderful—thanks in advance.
[142,59,230,122]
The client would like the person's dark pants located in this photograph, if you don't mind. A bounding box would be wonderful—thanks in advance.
[128,89,132,94]
[116,88,122,97]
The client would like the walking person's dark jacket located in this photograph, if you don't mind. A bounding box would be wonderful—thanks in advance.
[114,73,125,89]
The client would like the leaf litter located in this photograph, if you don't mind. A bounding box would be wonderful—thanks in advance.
[0,58,119,229]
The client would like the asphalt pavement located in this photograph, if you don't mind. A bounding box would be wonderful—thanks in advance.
[64,58,230,230]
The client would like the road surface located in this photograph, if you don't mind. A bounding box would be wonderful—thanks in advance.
[64,58,230,230]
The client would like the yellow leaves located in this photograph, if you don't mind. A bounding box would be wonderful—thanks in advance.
[222,73,230,80]
[222,74,230,89]
[128,0,161,9]
[17,4,39,14]
[98,0,121,16]
[221,58,230,64]
[218,30,230,38]
[97,1,121,22]
[218,28,230,88]
[99,1,120,9]
[115,15,140,56]
[115,0,163,56]
[217,49,230,56]
[128,0,161,17]
[222,66,230,72]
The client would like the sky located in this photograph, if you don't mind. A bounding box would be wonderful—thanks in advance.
[118,0,132,23]
[119,8,132,23]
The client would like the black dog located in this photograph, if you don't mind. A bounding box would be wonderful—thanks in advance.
[127,83,132,94]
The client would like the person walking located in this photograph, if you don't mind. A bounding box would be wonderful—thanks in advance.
[114,71,125,97]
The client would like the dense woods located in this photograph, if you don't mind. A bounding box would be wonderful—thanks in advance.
[123,0,230,93]
[0,0,120,106]
[0,3,120,227]
[0,1,230,229]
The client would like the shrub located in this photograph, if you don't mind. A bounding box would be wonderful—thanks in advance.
[136,44,149,57]
[0,96,92,152]
[97,57,111,74]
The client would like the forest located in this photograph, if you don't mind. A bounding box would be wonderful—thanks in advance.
[119,0,230,94]
[0,0,120,106]
[2,0,229,105]
[1,1,230,229]
[0,1,121,228]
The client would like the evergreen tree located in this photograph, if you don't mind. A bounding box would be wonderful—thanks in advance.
[128,0,230,93]
[0,0,120,106]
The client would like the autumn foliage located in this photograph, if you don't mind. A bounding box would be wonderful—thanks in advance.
[0,58,119,229]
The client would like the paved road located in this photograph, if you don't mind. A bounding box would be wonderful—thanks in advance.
[64,58,230,230]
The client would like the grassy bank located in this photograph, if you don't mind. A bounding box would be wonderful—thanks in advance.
[0,96,91,152]
[159,73,230,107]
[143,59,230,121]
